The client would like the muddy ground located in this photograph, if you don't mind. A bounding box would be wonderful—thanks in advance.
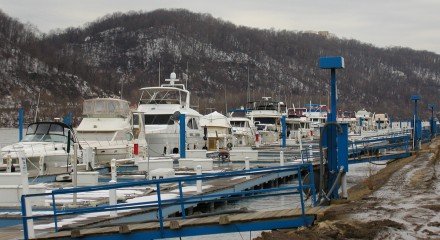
[255,139,440,240]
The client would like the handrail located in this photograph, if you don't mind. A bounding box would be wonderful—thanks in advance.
[20,163,316,239]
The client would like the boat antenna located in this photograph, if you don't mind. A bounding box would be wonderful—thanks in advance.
[247,65,250,102]
[158,62,161,86]
[186,61,189,90]
[34,90,41,122]
[224,84,228,114]
[120,73,124,100]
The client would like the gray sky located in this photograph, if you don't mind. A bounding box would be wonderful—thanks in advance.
[1,0,439,54]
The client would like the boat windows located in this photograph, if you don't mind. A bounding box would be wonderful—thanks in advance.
[141,89,187,105]
[132,114,139,125]
[48,123,65,135]
[187,118,199,129]
[254,117,276,124]
[230,121,245,128]
[256,125,266,131]
[83,99,130,117]
[144,114,174,125]
[24,123,70,143]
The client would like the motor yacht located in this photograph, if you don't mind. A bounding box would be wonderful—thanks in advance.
[76,98,133,163]
[137,72,204,157]
[1,121,80,170]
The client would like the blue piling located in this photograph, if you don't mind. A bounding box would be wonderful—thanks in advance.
[180,113,186,159]
[19,108,24,141]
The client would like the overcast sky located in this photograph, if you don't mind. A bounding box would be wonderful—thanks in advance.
[1,0,439,54]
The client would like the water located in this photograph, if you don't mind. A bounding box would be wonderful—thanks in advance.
[0,128,20,147]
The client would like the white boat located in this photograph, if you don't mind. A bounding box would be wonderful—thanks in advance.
[337,110,358,133]
[373,113,390,130]
[303,104,328,136]
[200,111,233,150]
[1,121,80,170]
[246,97,285,145]
[227,111,257,147]
[355,109,374,131]
[137,72,204,157]
[76,98,133,164]
[286,108,313,140]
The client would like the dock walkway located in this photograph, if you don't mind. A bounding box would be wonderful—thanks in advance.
[33,207,325,239]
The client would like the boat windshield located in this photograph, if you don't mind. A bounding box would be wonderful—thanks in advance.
[144,114,174,125]
[139,88,187,105]
[230,121,247,128]
[23,123,72,143]
[254,117,276,124]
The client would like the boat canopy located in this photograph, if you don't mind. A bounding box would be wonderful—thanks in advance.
[23,122,74,143]
[83,98,130,118]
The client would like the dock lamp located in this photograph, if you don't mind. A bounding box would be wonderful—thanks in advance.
[319,56,348,201]
[411,95,421,150]
[428,104,436,138]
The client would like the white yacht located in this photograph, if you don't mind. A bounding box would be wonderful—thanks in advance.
[246,97,285,145]
[137,72,204,157]
[200,111,232,150]
[227,110,257,147]
[76,98,133,163]
[355,109,374,132]
[303,104,328,136]
[286,107,313,139]
[1,121,80,170]
[373,113,390,130]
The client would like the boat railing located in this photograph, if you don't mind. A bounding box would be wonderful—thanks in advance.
[20,163,317,239]
[78,137,129,148]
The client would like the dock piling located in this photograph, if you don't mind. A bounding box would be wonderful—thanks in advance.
[245,157,250,179]
[17,144,35,239]
[196,165,202,193]
[280,151,284,166]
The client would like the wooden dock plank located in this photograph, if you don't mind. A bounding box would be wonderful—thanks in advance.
[33,207,326,239]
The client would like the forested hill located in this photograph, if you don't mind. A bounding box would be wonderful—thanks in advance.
[1,8,440,127]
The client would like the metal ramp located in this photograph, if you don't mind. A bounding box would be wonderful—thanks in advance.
[20,164,318,240]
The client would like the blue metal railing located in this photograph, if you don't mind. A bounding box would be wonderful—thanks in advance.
[20,163,316,239]
[348,132,411,163]
[421,128,432,143]
[302,145,320,163]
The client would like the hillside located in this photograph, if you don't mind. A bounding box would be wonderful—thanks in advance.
[1,9,440,127]
[0,10,111,127]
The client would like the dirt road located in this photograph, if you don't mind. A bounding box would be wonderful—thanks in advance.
[256,139,440,239]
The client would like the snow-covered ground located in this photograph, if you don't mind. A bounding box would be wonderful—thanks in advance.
[347,142,440,239]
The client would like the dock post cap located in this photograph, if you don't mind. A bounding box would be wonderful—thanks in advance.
[319,56,345,69]
[410,95,421,101]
